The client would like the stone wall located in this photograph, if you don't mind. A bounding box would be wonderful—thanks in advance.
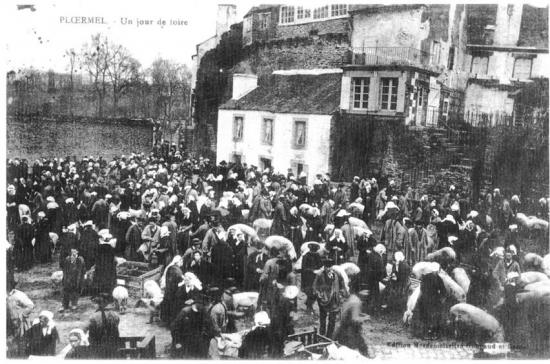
[276,18,349,39]
[7,116,153,161]
[233,35,349,78]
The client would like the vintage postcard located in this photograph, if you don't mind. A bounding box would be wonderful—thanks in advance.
[3,0,550,360]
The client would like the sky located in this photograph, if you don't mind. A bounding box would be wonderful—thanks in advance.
[4,0,259,73]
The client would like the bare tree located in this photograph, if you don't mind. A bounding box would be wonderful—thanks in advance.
[149,58,192,142]
[63,48,78,116]
[106,43,141,115]
[80,33,109,117]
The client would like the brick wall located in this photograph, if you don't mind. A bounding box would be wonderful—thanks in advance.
[7,116,153,161]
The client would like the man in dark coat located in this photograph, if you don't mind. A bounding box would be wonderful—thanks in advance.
[124,218,143,261]
[414,271,446,340]
[63,198,79,226]
[87,294,121,359]
[161,256,184,323]
[210,238,234,290]
[79,221,99,270]
[244,246,269,292]
[228,230,247,288]
[91,197,109,230]
[60,247,86,312]
[302,244,323,312]
[93,230,117,297]
[15,216,34,270]
[34,212,51,263]
[171,301,208,358]
[313,267,347,338]
[58,225,79,270]
[269,286,296,358]
[189,251,213,288]
[270,196,287,236]
[364,245,385,313]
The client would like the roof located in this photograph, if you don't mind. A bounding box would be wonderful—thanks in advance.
[220,72,342,115]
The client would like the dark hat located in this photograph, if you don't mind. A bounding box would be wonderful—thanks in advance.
[192,238,201,246]
[224,286,238,296]
[207,287,221,299]
[208,210,222,218]
[308,243,320,251]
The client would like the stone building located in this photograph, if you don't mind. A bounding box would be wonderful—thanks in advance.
[463,3,549,126]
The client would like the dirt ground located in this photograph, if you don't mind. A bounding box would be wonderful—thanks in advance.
[12,228,547,359]
[14,260,464,359]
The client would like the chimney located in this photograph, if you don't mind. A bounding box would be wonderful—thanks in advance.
[232,74,258,100]
[216,4,237,41]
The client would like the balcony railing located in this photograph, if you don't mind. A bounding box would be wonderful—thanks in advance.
[345,47,433,68]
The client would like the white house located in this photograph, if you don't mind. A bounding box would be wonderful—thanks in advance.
[217,70,342,184]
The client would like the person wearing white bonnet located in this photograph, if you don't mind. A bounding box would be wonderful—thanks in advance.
[253,311,271,327]
[493,247,521,289]
[389,250,411,299]
[374,243,386,256]
[59,328,90,358]
[327,228,348,264]
[27,310,59,356]
[239,311,273,358]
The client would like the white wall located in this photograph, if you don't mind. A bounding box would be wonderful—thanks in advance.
[464,83,514,116]
[217,110,332,184]
[494,4,523,47]
[351,8,428,50]
[340,70,408,113]
[465,52,549,82]
[232,74,258,100]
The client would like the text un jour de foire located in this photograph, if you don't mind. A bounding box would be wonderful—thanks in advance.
[59,16,188,27]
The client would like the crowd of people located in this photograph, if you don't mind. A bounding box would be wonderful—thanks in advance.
[5,146,550,359]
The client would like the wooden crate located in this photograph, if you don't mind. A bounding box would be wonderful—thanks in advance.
[118,335,156,359]
[117,261,162,297]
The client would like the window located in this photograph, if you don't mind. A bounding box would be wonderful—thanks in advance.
[232,154,242,164]
[418,87,424,107]
[380,78,399,111]
[430,41,441,65]
[442,98,450,121]
[313,5,329,19]
[448,46,455,70]
[260,157,272,171]
[513,58,532,79]
[293,120,307,148]
[280,6,295,24]
[471,56,489,75]
[243,16,252,33]
[233,116,244,141]
[297,163,304,176]
[331,4,348,17]
[258,13,269,29]
[352,77,370,110]
[297,6,311,20]
[262,118,273,145]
